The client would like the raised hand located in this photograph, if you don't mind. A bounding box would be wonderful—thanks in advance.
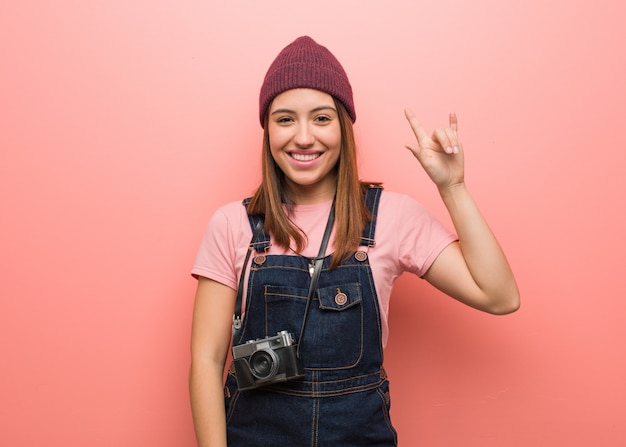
[404,108,464,191]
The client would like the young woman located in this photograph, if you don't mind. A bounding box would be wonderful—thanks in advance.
[189,36,519,446]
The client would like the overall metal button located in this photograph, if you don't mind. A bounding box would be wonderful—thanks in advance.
[355,251,368,262]
[253,255,266,265]
[334,289,348,306]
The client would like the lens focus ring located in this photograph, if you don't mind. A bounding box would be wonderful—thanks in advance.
[249,349,279,380]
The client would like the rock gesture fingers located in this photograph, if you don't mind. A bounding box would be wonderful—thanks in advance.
[404,108,465,191]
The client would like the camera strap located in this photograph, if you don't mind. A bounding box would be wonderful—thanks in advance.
[233,219,264,338]
[296,199,335,359]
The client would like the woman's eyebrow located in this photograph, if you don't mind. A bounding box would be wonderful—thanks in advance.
[310,105,337,114]
[270,108,295,115]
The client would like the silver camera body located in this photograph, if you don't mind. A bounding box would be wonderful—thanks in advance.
[232,330,304,390]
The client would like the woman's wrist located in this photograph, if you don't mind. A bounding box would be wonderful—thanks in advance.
[437,181,468,202]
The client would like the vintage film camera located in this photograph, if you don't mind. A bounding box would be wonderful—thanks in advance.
[232,330,304,390]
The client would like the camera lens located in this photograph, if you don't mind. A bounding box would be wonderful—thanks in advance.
[249,349,279,380]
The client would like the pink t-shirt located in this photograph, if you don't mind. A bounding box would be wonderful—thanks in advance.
[191,190,457,347]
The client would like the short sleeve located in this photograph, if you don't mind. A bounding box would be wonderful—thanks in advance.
[191,202,247,290]
[383,193,457,278]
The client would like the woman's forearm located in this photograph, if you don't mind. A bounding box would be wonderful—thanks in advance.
[439,182,520,313]
[189,360,228,447]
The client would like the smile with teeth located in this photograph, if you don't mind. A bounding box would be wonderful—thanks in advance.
[290,152,321,162]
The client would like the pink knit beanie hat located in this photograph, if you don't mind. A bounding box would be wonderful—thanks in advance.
[259,36,356,127]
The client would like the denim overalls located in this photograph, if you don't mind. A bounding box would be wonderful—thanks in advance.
[225,187,397,446]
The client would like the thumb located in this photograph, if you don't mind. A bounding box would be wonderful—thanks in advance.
[405,142,422,158]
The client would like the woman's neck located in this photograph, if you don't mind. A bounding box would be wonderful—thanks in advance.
[286,178,337,205]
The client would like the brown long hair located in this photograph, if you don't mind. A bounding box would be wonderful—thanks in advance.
[247,98,376,268]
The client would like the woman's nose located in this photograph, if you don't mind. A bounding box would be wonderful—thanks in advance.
[294,123,315,147]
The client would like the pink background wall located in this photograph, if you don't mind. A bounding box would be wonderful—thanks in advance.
[2,1,625,445]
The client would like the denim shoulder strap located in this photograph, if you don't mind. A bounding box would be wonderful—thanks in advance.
[359,185,383,247]
[242,197,271,252]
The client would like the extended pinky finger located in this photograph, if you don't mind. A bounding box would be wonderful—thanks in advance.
[450,112,458,133]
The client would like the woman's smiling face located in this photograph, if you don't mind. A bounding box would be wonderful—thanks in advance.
[267,88,341,203]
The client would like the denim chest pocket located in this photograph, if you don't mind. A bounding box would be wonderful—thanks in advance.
[264,283,363,370]
[318,284,362,311]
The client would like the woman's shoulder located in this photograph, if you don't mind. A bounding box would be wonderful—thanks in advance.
[378,189,426,212]
[205,199,251,238]
[214,198,248,216]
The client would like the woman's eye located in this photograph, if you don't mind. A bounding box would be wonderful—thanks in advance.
[315,115,331,123]
[276,116,293,124]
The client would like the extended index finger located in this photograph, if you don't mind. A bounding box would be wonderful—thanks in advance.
[404,108,430,145]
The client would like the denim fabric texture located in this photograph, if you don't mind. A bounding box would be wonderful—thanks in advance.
[226,187,398,446]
